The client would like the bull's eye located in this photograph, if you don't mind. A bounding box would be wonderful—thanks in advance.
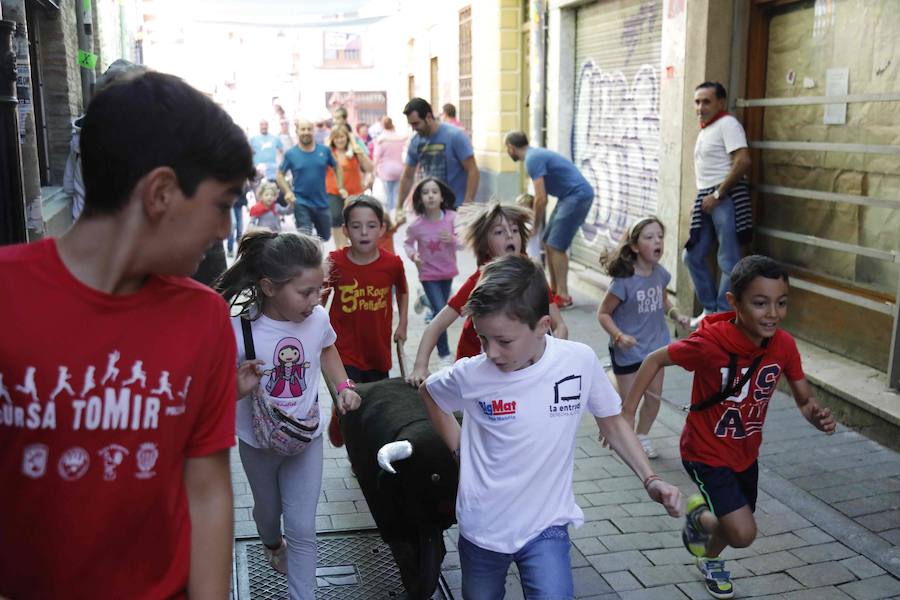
[431,473,441,482]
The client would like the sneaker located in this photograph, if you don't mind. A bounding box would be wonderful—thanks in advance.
[637,434,659,459]
[682,494,710,557]
[327,407,344,448]
[690,309,711,329]
[413,289,430,315]
[264,539,289,575]
[438,354,454,368]
[696,557,734,599]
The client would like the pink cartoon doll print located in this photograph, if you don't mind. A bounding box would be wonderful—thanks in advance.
[264,337,311,398]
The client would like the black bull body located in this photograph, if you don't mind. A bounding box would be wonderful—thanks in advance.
[338,377,459,599]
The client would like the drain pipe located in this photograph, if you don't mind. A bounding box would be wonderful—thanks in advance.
[528,0,547,147]
[0,14,27,245]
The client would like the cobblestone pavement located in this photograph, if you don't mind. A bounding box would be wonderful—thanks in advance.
[231,226,900,599]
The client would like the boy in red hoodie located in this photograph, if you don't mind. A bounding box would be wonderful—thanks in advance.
[624,255,835,599]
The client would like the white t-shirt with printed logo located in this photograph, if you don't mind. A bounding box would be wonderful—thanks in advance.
[425,335,621,553]
[231,306,337,447]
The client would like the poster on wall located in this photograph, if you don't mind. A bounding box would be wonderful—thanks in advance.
[824,67,849,125]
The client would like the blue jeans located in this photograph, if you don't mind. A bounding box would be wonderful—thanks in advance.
[294,203,332,241]
[227,204,244,253]
[381,178,399,211]
[459,526,573,600]
[683,196,741,312]
[542,192,593,251]
[422,279,452,358]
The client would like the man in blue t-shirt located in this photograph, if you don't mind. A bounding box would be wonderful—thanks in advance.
[276,119,344,241]
[505,131,594,309]
[398,97,479,209]
[250,119,284,181]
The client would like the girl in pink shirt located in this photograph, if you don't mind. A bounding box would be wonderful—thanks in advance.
[404,177,460,364]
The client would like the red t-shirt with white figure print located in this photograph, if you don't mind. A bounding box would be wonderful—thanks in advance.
[0,239,236,600]
[668,311,804,472]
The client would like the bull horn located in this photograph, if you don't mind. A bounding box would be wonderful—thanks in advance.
[377,440,413,475]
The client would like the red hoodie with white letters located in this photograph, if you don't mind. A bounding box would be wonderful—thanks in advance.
[668,311,804,471]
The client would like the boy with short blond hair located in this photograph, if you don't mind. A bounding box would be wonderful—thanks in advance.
[421,255,681,599]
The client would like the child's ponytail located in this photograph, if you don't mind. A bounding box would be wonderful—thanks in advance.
[214,230,323,318]
[599,216,664,278]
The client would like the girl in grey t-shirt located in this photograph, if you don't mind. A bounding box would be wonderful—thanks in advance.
[597,217,690,458]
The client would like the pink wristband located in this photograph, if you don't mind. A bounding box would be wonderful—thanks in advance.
[336,379,355,394]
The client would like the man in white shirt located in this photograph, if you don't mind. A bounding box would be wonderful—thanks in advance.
[684,82,752,325]
[419,255,681,599]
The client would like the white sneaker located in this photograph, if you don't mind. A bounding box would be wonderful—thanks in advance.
[637,434,659,459]
[264,539,288,575]
[689,310,711,329]
[413,289,429,315]
[438,355,454,368]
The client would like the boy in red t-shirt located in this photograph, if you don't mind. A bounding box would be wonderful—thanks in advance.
[325,196,409,443]
[0,73,254,599]
[625,255,835,600]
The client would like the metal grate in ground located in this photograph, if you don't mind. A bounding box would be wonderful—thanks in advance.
[234,531,452,599]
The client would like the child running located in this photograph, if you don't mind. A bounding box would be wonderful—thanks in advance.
[597,217,690,459]
[249,180,293,232]
[625,255,836,599]
[406,203,568,386]
[420,255,682,599]
[216,231,362,600]
[325,196,409,444]
[404,177,460,367]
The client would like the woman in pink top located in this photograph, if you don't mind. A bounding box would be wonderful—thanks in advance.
[404,178,460,363]
[373,116,407,210]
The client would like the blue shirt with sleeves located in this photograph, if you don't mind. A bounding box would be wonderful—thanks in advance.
[405,123,474,207]
[250,133,284,180]
[608,264,672,365]
[280,145,336,208]
[524,147,593,201]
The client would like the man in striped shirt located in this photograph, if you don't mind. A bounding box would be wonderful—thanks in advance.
[684,81,752,327]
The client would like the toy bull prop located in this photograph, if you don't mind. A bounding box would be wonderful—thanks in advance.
[335,375,459,599]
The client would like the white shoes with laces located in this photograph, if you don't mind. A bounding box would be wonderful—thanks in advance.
[637,434,659,459]
[690,309,712,329]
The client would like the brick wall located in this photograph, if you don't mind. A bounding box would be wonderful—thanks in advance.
[36,2,83,185]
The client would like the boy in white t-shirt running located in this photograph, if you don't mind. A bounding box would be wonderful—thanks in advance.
[420,255,683,599]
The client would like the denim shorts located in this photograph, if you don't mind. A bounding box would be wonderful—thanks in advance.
[542,192,593,251]
[294,203,332,241]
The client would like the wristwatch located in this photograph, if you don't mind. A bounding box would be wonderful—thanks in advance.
[712,189,721,200]
[336,379,356,394]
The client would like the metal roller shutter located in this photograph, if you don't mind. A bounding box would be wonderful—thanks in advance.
[570,0,662,268]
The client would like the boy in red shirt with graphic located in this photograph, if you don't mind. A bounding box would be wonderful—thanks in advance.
[0,73,254,599]
[625,255,835,599]
[325,195,409,444]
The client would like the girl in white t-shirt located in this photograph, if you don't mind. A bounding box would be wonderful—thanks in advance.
[597,217,690,459]
[216,230,361,600]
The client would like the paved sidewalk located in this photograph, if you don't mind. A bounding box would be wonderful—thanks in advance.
[231,226,900,599]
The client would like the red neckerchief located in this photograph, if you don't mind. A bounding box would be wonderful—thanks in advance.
[700,111,729,129]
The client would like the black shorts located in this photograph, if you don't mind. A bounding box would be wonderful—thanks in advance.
[609,347,641,375]
[683,460,759,518]
[328,193,345,227]
[344,365,389,384]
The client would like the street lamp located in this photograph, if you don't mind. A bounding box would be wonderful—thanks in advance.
[0,17,26,245]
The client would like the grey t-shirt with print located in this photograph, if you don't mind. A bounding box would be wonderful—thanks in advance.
[608,264,672,366]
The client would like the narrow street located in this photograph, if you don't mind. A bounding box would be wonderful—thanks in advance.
[230,223,900,599]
